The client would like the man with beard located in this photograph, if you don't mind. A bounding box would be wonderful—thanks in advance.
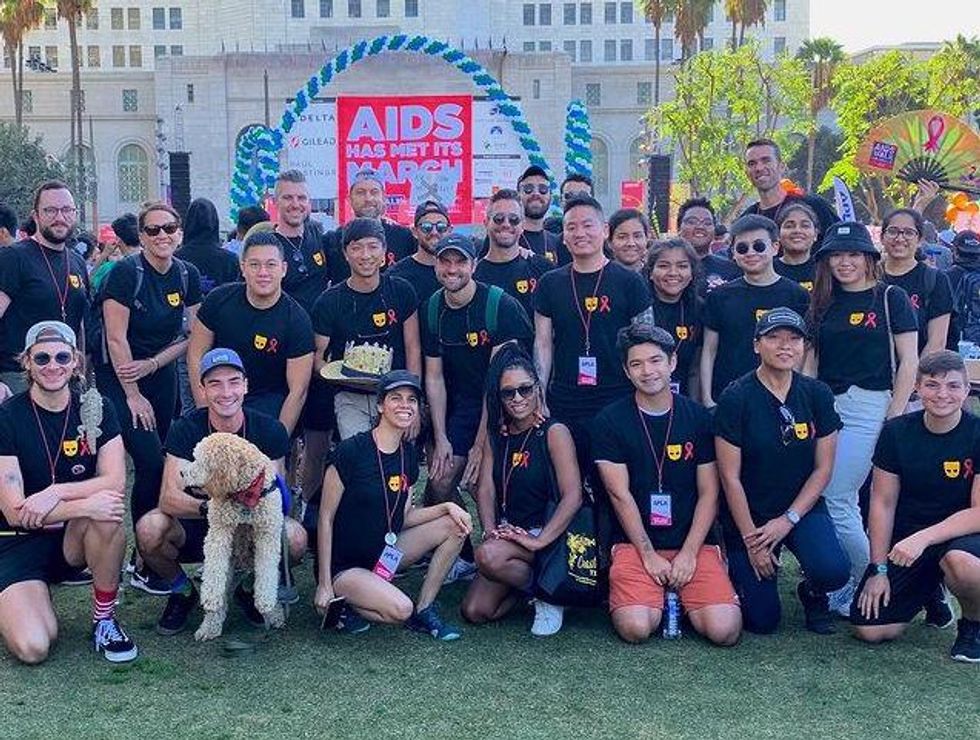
[516,166,568,266]
[677,198,741,297]
[388,201,450,310]
[0,182,89,397]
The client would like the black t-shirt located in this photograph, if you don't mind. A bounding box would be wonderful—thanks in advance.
[535,261,651,418]
[714,371,841,524]
[474,253,554,320]
[197,284,315,398]
[521,229,570,267]
[490,420,559,530]
[702,277,810,400]
[874,410,980,542]
[774,258,816,293]
[651,293,701,397]
[311,274,418,371]
[593,394,716,550]
[330,432,420,572]
[420,282,533,409]
[324,220,417,284]
[174,244,240,295]
[698,253,743,297]
[0,392,121,529]
[741,194,840,243]
[0,239,89,371]
[387,255,442,309]
[815,285,917,395]
[882,262,953,352]
[102,254,203,360]
[164,407,290,463]
[274,224,331,315]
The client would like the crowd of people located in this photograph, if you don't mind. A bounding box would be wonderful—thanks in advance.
[0,137,978,669]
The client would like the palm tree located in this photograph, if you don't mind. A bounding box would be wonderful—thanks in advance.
[724,0,769,48]
[0,0,45,127]
[673,0,713,61]
[797,37,844,189]
[640,1,670,106]
[56,0,93,217]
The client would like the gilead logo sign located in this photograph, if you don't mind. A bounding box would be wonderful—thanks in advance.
[337,95,473,222]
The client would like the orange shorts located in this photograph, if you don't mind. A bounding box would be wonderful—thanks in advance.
[608,543,739,613]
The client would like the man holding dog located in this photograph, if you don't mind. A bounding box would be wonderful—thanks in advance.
[136,348,307,636]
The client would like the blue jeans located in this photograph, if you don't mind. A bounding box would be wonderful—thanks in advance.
[726,499,850,634]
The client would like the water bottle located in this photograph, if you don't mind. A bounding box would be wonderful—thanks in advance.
[663,589,682,639]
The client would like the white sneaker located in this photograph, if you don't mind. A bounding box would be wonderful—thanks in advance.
[531,599,564,637]
[442,558,477,585]
[827,580,856,618]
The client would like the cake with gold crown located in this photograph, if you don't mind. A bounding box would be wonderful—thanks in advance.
[320,342,394,389]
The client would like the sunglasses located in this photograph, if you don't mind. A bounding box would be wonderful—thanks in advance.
[491,213,523,226]
[143,223,180,237]
[32,351,73,367]
[520,183,550,195]
[418,222,450,235]
[500,383,536,402]
[734,239,770,255]
[778,405,796,446]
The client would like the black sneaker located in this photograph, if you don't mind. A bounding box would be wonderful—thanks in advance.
[797,581,836,635]
[234,584,266,628]
[405,603,461,641]
[130,564,171,596]
[60,565,93,586]
[155,587,199,636]
[92,618,138,663]
[924,584,956,629]
[337,606,371,635]
[950,618,980,663]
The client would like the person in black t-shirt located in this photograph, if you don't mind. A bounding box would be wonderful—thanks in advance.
[314,371,471,640]
[677,197,741,297]
[189,231,315,435]
[474,189,554,323]
[517,165,568,266]
[98,202,203,532]
[593,323,741,645]
[542,173,594,236]
[643,238,702,398]
[0,181,89,396]
[270,170,331,315]
[805,221,919,612]
[715,308,848,634]
[701,215,810,407]
[0,322,136,664]
[880,208,952,355]
[388,200,451,310]
[853,351,980,663]
[135,348,306,637]
[460,345,581,636]
[774,200,818,292]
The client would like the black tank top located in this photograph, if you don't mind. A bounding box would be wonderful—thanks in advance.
[490,419,559,529]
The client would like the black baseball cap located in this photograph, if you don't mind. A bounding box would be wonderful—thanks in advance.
[517,165,549,185]
[814,221,880,260]
[755,307,808,338]
[376,370,423,401]
[414,200,449,225]
[952,230,980,255]
[434,233,476,260]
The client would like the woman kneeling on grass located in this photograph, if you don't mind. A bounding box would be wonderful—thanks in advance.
[461,344,582,636]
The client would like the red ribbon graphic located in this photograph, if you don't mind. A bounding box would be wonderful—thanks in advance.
[599,295,611,313]
[387,308,398,325]
[964,458,974,479]
[519,451,530,468]
[479,329,490,345]
[267,338,279,353]
[386,251,396,267]
[528,278,538,293]
[683,442,695,460]
[924,115,945,153]
[909,294,920,310]
[864,313,877,329]
[77,436,91,456]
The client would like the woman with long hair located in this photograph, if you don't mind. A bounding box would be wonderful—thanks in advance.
[608,208,651,272]
[804,222,918,615]
[460,343,582,636]
[775,201,819,292]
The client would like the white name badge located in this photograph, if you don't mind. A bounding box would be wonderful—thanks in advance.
[372,544,404,582]
[578,355,598,386]
[649,492,673,527]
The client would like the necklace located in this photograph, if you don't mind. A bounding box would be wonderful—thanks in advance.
[35,241,71,321]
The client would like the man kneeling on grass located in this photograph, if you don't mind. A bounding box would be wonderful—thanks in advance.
[853,350,980,663]
[315,370,472,640]
[593,323,741,645]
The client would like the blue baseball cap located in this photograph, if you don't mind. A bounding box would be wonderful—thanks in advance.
[199,348,245,380]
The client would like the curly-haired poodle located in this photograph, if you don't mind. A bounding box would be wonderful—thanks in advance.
[181,433,285,641]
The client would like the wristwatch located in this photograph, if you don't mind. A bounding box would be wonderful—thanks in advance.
[784,509,801,526]
[873,562,888,576]
[198,500,209,518]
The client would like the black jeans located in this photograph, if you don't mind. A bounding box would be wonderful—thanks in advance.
[96,362,177,525]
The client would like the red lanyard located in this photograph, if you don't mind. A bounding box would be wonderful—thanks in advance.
[31,398,73,485]
[373,431,406,537]
[35,241,71,321]
[500,426,535,521]
[569,262,607,355]
[636,400,674,492]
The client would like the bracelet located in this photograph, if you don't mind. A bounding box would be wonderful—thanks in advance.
[150,357,159,372]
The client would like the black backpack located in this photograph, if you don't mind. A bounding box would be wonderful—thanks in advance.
[952,265,980,343]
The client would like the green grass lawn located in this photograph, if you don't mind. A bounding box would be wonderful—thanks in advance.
[2,558,977,740]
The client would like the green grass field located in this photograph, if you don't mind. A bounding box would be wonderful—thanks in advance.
[2,558,977,740]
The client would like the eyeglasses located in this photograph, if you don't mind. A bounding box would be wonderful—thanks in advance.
[491,213,522,226]
[520,183,550,196]
[32,351,73,367]
[734,239,770,255]
[40,206,77,218]
[418,222,450,235]
[778,405,796,446]
[500,383,536,401]
[143,223,180,236]
[680,217,714,228]
[883,226,919,240]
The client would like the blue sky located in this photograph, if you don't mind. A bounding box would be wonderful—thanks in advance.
[811,1,979,51]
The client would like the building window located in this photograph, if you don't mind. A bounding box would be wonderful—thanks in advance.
[532,79,541,99]
[620,1,632,23]
[129,46,142,67]
[110,8,123,30]
[604,2,616,23]
[660,38,673,61]
[405,0,418,17]
[702,37,714,51]
[523,4,535,25]
[591,137,608,195]
[585,82,601,106]
[112,45,125,67]
[580,39,592,62]
[291,0,305,18]
[637,81,652,105]
[118,144,149,204]
[152,7,166,29]
[169,7,182,28]
[348,0,361,18]
[563,39,577,60]
[170,45,183,56]
[774,37,786,55]
[186,84,195,103]
[28,46,41,63]
[21,90,32,114]
[44,9,57,29]
[620,39,632,61]
[644,38,655,60]
[127,7,140,29]
[86,10,99,30]
[122,89,139,112]
[320,0,334,16]
[563,3,575,24]
[45,46,58,69]
[154,45,167,58]
[523,41,536,52]
[377,0,390,17]
[603,39,616,61]
[580,2,591,24]
[539,40,551,51]
[539,3,551,25]
[774,0,786,21]
[88,46,101,67]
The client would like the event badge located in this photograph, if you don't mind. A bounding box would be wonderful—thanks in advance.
[577,356,598,386]
[649,492,673,527]
[372,544,404,582]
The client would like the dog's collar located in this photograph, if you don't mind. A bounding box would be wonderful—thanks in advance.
[232,469,274,509]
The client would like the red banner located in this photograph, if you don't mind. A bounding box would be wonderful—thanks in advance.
[336,95,473,224]
[620,180,646,209]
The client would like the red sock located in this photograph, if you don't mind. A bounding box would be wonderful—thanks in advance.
[92,587,117,623]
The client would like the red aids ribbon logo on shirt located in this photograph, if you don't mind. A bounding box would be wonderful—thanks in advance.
[909,294,921,310]
[77,434,92,457]
[683,442,695,460]
[266,338,279,354]
[386,252,397,267]
[924,114,945,153]
[479,330,491,346]
[373,312,387,328]
[387,309,398,325]
[964,458,975,479]
[598,295,611,313]
[863,313,878,329]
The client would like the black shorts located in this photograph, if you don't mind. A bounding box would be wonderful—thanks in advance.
[850,533,980,626]
[446,402,482,456]
[302,378,335,433]
[0,529,75,592]
[176,518,209,564]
